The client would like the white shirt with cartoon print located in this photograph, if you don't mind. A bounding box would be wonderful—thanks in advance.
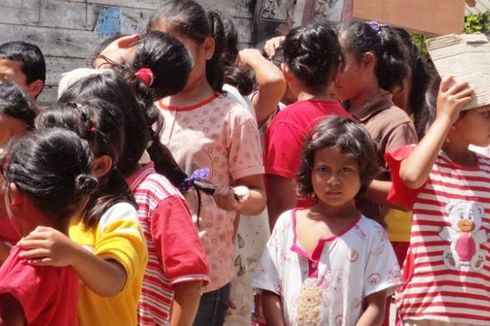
[253,209,402,326]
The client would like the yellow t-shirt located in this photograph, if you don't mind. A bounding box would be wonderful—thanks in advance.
[69,202,148,326]
[385,208,412,242]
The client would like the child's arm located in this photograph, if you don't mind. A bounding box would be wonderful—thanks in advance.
[171,281,203,326]
[0,294,26,326]
[18,226,127,297]
[355,290,388,326]
[400,77,473,189]
[364,180,408,211]
[262,290,286,326]
[238,48,286,127]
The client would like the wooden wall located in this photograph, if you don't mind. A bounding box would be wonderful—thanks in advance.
[0,0,254,103]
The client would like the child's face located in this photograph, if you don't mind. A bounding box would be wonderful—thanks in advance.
[311,146,361,209]
[453,106,490,147]
[0,113,29,148]
[0,59,29,94]
[332,35,370,102]
[150,19,214,92]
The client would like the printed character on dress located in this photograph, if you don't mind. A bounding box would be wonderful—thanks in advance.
[439,201,487,271]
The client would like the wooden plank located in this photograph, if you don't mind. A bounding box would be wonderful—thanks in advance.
[0,0,41,25]
[39,0,88,30]
[37,85,58,106]
[86,0,160,10]
[44,56,89,86]
[0,23,101,58]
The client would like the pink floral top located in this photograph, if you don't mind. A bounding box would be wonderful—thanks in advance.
[157,93,264,292]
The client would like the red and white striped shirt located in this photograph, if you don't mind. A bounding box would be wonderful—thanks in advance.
[387,146,490,325]
[127,163,209,325]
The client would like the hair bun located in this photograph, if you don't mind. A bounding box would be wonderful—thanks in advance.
[74,173,98,196]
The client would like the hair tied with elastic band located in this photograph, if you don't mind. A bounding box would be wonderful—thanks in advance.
[367,21,386,35]
[135,68,154,87]
[179,168,209,194]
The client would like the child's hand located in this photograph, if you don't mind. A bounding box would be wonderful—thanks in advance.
[213,185,248,211]
[263,36,285,59]
[18,226,78,267]
[436,76,474,124]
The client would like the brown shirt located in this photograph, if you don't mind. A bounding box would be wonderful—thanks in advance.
[350,95,418,223]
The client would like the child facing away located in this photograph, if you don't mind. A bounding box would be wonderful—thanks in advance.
[264,23,351,228]
[253,116,402,326]
[149,1,267,324]
[19,99,148,326]
[0,81,37,264]
[0,128,98,325]
[386,77,490,325]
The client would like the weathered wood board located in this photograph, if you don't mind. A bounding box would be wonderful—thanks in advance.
[0,0,254,104]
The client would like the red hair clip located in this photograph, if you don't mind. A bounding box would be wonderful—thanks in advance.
[135,68,154,87]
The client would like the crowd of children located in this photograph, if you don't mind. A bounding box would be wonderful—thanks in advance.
[0,0,489,325]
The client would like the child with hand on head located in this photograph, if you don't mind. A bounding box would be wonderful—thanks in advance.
[20,98,148,326]
[386,76,490,325]
[254,116,401,326]
[0,128,98,325]
[264,23,350,228]
[148,1,267,324]
[0,82,37,264]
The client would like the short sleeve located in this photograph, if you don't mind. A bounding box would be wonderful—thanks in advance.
[227,110,265,180]
[252,214,288,295]
[95,202,147,287]
[264,121,303,178]
[384,145,420,210]
[0,248,59,324]
[385,122,418,154]
[150,196,209,285]
[363,223,402,298]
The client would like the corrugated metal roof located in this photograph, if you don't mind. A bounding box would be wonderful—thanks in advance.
[466,0,490,15]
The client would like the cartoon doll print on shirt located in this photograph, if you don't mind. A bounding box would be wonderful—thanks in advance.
[439,201,487,271]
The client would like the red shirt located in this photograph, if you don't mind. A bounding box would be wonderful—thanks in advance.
[264,99,350,178]
[0,217,20,245]
[127,163,209,325]
[0,246,79,325]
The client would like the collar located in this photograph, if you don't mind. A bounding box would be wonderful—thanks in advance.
[350,94,394,122]
[126,162,155,190]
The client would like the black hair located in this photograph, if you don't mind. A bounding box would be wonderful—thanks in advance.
[58,70,149,176]
[222,16,254,96]
[339,21,409,92]
[91,34,128,68]
[0,41,46,85]
[131,31,193,101]
[391,27,434,138]
[297,116,378,199]
[35,99,135,228]
[0,81,37,129]
[147,0,226,92]
[283,23,342,92]
[2,128,98,224]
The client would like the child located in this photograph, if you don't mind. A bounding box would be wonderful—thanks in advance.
[0,81,37,264]
[0,41,46,99]
[148,1,267,324]
[264,23,350,227]
[386,76,490,325]
[51,60,210,324]
[254,116,401,325]
[20,99,148,326]
[0,127,98,325]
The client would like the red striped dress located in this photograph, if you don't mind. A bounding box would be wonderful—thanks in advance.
[387,146,490,325]
[127,163,209,325]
